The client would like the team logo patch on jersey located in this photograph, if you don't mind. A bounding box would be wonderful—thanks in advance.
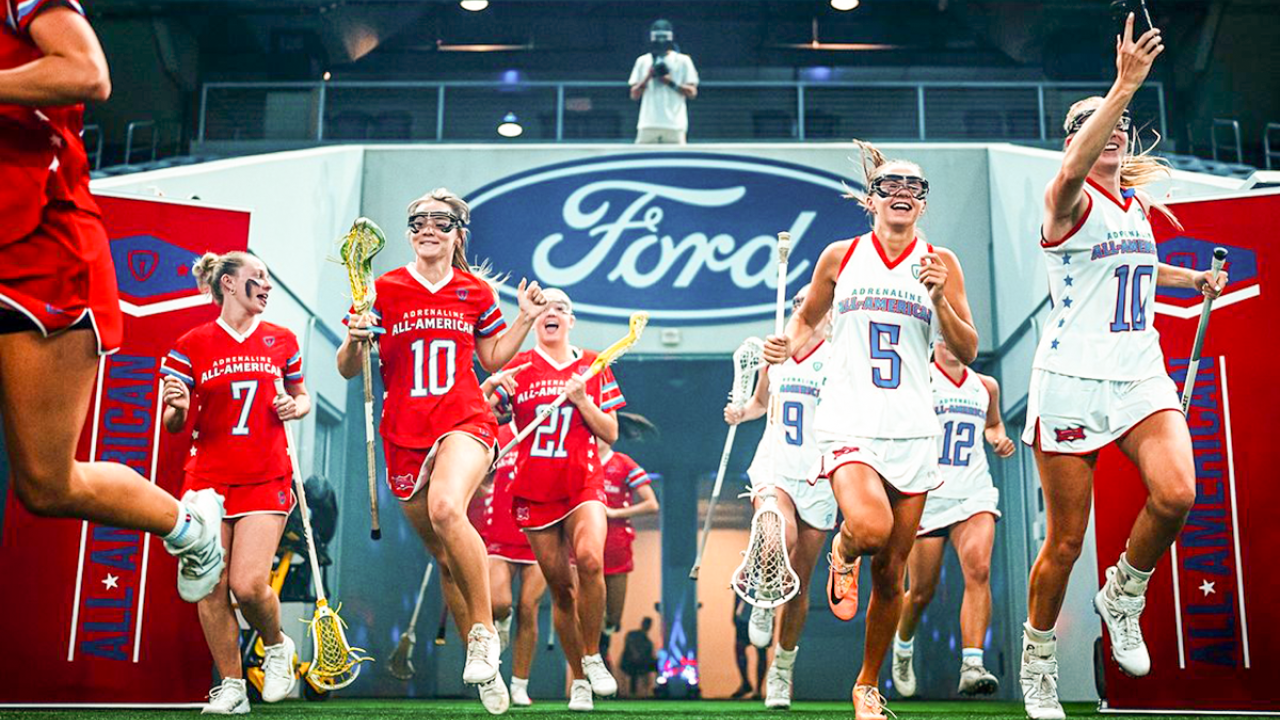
[390,473,416,494]
[910,263,922,279]
[456,288,469,301]
[1054,426,1087,443]
[277,490,287,506]
[516,505,530,522]
[264,336,276,347]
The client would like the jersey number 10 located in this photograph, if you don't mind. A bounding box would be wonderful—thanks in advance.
[410,339,457,396]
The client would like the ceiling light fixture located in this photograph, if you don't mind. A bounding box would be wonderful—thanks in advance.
[831,0,860,10]
[497,112,523,138]
[460,0,489,11]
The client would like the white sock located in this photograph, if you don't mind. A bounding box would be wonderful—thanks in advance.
[775,645,798,669]
[894,635,914,655]
[962,647,984,666]
[1023,621,1056,655]
[511,676,528,690]
[163,503,197,548]
[1114,552,1153,596]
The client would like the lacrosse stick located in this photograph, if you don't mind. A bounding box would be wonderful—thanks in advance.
[434,606,449,646]
[339,217,387,540]
[276,379,373,690]
[388,562,434,680]
[689,336,765,580]
[495,311,650,463]
[731,232,801,608]
[1180,248,1228,414]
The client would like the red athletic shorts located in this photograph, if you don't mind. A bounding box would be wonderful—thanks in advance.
[0,200,122,354]
[513,486,607,531]
[383,424,497,501]
[487,540,537,564]
[604,526,635,575]
[183,473,295,518]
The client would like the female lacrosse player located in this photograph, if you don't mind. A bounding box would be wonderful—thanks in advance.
[0,0,225,608]
[160,252,309,714]
[498,288,624,712]
[724,284,833,710]
[598,413,659,667]
[892,338,1014,699]
[1019,15,1226,720]
[487,420,548,707]
[765,140,978,720]
[340,188,547,715]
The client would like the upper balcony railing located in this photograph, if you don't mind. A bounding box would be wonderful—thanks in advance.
[198,80,1166,145]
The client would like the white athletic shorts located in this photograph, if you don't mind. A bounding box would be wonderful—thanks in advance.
[1021,369,1180,455]
[813,432,942,496]
[746,469,838,531]
[917,486,1000,537]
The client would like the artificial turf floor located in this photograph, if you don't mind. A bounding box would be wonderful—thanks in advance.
[0,700,1258,720]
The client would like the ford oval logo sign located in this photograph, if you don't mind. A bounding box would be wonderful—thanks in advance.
[466,153,868,325]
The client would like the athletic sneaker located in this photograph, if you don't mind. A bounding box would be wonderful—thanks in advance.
[826,535,861,621]
[582,653,618,697]
[510,678,533,707]
[748,604,775,649]
[958,658,998,696]
[892,645,916,698]
[202,678,249,715]
[1020,639,1065,720]
[852,684,888,720]
[260,634,297,702]
[1094,566,1151,677]
[464,624,501,685]
[165,489,227,603]
[495,614,513,653]
[568,679,594,712]
[477,674,511,715]
[764,662,792,709]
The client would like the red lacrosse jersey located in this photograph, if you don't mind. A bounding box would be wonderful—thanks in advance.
[504,346,625,503]
[603,450,651,542]
[352,265,506,449]
[486,424,530,549]
[0,0,99,244]
[161,318,304,485]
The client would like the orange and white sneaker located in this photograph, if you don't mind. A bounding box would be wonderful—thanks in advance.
[853,684,891,720]
[826,535,861,621]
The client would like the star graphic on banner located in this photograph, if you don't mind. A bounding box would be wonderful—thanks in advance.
[1199,580,1216,596]
[1064,276,1074,287]
[1062,255,1072,265]
[102,574,119,590]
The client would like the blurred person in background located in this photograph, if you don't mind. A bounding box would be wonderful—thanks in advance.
[628,19,698,144]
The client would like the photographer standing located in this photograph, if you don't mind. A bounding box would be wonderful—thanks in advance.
[628,19,698,144]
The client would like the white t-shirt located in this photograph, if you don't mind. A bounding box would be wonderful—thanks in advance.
[628,51,699,131]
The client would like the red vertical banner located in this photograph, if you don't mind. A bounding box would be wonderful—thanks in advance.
[1093,189,1280,712]
[0,195,250,704]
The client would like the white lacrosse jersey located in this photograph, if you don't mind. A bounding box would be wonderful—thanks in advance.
[1033,179,1165,381]
[746,341,829,481]
[815,234,940,440]
[930,364,994,500]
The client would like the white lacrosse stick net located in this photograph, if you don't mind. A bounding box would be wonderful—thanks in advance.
[731,490,799,609]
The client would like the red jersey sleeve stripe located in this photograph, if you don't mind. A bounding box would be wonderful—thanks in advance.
[160,365,194,388]
[477,315,506,338]
[626,467,650,488]
[15,0,82,32]
[600,393,626,413]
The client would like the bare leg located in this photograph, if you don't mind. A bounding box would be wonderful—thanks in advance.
[564,503,608,656]
[527,524,586,680]
[0,330,180,532]
[828,464,895,562]
[949,513,996,649]
[424,434,495,631]
[1027,449,1096,630]
[489,557,514,623]
[856,488,927,687]
[198,523,242,679]
[1116,411,1196,571]
[604,573,628,632]
[897,535,946,642]
[513,563,547,679]
[402,493,470,636]
[777,515,828,651]
[227,514,288,646]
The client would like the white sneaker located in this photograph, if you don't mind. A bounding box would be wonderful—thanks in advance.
[477,674,511,715]
[764,662,792,709]
[260,634,297,703]
[568,679,594,712]
[892,646,916,698]
[496,614,513,653]
[165,490,226,603]
[202,678,249,715]
[958,658,999,696]
[510,678,532,707]
[1020,639,1065,720]
[748,604,775,649]
[581,653,617,697]
[463,624,500,685]
[1094,567,1151,677]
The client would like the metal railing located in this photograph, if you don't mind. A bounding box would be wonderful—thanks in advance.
[197,79,1167,145]
[82,123,103,170]
[1211,118,1242,163]
[1265,122,1280,170]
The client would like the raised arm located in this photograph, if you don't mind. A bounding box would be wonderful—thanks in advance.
[979,373,1015,458]
[0,6,110,105]
[474,279,549,373]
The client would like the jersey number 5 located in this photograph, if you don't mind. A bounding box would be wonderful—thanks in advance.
[869,322,902,389]
[410,339,457,397]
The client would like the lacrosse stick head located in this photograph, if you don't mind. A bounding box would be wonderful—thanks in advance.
[588,311,650,374]
[729,337,765,407]
[731,495,800,609]
[338,218,387,314]
[387,631,416,681]
[306,600,373,691]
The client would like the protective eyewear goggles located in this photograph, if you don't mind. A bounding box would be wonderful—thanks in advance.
[408,212,465,234]
[870,174,930,201]
[1065,108,1132,136]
